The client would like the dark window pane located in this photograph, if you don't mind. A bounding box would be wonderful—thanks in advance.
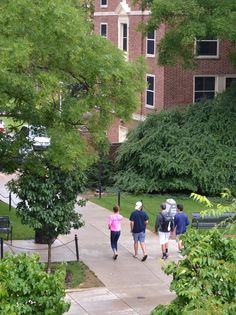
[195,92,215,102]
[123,24,127,37]
[195,92,204,102]
[148,31,155,40]
[101,24,107,36]
[204,77,215,90]
[147,41,154,54]
[197,41,217,56]
[123,38,127,51]
[195,77,204,90]
[147,76,154,90]
[226,78,236,89]
[146,91,154,106]
[195,77,215,91]
[101,0,107,5]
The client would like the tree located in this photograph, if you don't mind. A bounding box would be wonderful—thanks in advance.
[151,194,236,315]
[135,0,236,68]
[8,163,85,272]
[115,87,236,195]
[0,253,69,315]
[0,0,145,171]
[0,0,145,272]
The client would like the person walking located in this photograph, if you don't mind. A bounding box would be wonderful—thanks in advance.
[174,204,189,252]
[130,201,149,261]
[108,205,123,260]
[155,203,173,260]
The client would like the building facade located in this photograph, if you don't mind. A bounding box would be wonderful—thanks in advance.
[94,0,236,143]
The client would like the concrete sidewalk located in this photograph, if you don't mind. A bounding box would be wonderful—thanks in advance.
[62,201,179,315]
[0,173,178,314]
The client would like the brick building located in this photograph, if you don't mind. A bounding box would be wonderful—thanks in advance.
[94,0,236,143]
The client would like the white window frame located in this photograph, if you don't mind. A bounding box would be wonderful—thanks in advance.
[146,31,156,57]
[100,23,108,38]
[145,74,155,108]
[195,38,219,59]
[119,126,128,143]
[193,75,217,103]
[121,23,128,52]
[118,17,129,58]
[100,0,108,8]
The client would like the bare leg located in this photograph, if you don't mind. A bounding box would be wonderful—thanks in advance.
[134,241,139,256]
[178,239,183,251]
[140,242,147,256]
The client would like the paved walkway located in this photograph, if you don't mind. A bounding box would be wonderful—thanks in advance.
[0,173,179,315]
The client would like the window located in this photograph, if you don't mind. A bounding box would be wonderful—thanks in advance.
[121,23,128,52]
[194,77,215,102]
[226,77,236,89]
[100,23,107,38]
[100,0,107,7]
[146,75,155,107]
[195,38,219,58]
[146,31,155,56]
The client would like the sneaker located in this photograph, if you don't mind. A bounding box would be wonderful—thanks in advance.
[162,253,167,260]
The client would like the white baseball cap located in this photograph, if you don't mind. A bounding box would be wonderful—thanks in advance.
[135,201,143,210]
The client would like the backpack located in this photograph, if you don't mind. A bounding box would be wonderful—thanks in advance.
[161,212,174,232]
[165,198,177,219]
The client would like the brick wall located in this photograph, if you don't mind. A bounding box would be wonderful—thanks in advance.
[94,1,236,141]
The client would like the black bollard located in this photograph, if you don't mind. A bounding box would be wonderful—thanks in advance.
[0,238,3,259]
[9,192,11,212]
[75,234,79,262]
[118,191,120,207]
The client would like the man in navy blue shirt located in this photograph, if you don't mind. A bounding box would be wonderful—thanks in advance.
[174,204,190,251]
[130,201,149,261]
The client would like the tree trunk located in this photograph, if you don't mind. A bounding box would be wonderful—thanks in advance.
[47,242,52,273]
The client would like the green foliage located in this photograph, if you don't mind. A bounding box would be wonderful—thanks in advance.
[152,229,236,314]
[8,164,85,242]
[85,155,115,190]
[0,253,69,315]
[0,0,146,172]
[8,162,85,270]
[115,88,236,195]
[135,0,236,68]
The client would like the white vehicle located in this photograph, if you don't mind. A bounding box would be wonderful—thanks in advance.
[28,126,50,150]
[20,125,51,151]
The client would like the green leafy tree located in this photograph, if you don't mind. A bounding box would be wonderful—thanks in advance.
[0,253,69,315]
[8,163,85,272]
[135,0,236,68]
[0,0,145,274]
[0,0,145,171]
[151,194,236,315]
[115,87,236,195]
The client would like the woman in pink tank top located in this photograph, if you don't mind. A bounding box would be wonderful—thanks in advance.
[108,205,123,260]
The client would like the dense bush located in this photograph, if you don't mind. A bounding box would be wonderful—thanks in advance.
[85,155,115,191]
[115,88,236,195]
[0,253,69,315]
[151,228,236,315]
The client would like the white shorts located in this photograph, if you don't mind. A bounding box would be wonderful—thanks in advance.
[158,232,170,245]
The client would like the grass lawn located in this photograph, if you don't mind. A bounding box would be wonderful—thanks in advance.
[0,201,34,240]
[64,261,103,289]
[90,192,209,231]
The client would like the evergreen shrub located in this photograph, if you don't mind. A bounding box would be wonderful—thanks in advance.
[115,87,236,195]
